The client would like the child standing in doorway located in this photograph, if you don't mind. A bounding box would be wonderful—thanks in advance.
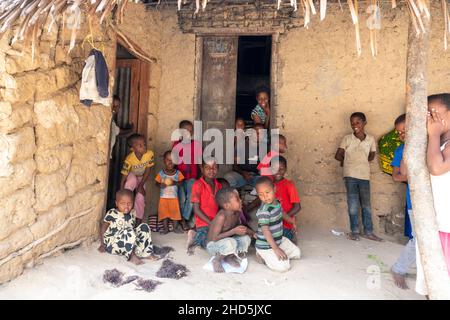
[335,112,382,242]
[251,86,270,129]
[121,133,154,224]
[155,151,187,234]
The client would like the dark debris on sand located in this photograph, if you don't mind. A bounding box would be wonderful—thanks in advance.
[152,245,174,258]
[156,259,189,279]
[134,278,162,292]
[103,269,125,287]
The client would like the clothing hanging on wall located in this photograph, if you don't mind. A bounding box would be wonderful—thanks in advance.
[80,49,110,107]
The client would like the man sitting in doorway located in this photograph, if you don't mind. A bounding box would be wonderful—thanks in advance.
[224,123,267,189]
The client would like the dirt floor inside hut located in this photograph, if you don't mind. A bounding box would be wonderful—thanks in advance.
[0,226,424,300]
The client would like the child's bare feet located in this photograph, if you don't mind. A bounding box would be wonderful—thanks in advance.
[347,232,360,241]
[186,229,197,255]
[212,256,225,273]
[181,219,189,231]
[97,244,106,253]
[362,233,384,242]
[145,254,162,261]
[238,252,247,259]
[224,255,241,268]
[391,269,408,289]
[160,227,169,235]
[129,253,144,265]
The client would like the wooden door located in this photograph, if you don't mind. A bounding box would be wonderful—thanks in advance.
[107,59,149,210]
[200,36,238,173]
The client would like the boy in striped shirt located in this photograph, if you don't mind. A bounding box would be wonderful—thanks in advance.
[254,177,301,272]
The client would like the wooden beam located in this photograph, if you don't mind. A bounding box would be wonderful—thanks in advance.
[404,7,450,299]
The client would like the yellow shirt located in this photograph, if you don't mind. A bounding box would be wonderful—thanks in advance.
[339,133,376,181]
[121,150,155,176]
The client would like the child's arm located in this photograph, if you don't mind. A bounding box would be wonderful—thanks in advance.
[427,109,450,175]
[192,203,212,226]
[282,211,296,226]
[392,166,407,182]
[98,221,110,252]
[261,225,287,260]
[120,174,127,190]
[137,167,152,196]
[368,151,376,162]
[287,203,301,217]
[209,215,247,242]
[335,148,345,165]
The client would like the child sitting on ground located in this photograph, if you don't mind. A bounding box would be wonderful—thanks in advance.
[271,156,301,244]
[98,189,158,265]
[254,176,301,272]
[206,187,255,273]
[120,133,154,224]
[155,150,188,234]
[186,158,222,254]
[334,112,382,242]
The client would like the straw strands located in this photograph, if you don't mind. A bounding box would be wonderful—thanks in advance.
[0,1,449,57]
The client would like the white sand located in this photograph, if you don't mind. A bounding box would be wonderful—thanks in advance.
[0,227,424,300]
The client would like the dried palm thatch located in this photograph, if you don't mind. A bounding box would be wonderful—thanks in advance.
[0,1,449,58]
[0,0,136,58]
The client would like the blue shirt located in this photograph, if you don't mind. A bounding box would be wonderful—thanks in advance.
[391,144,413,239]
[391,144,411,210]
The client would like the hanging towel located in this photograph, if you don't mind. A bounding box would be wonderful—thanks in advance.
[80,50,110,106]
[91,49,109,98]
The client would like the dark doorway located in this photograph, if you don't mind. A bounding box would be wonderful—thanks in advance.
[106,43,149,210]
[235,36,272,127]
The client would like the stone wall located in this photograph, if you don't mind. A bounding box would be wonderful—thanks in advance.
[0,19,116,283]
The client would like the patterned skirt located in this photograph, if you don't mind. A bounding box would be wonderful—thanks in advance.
[103,223,153,259]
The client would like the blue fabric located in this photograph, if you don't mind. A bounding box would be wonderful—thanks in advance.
[404,206,413,239]
[91,49,109,98]
[194,226,209,248]
[178,178,196,220]
[344,177,373,234]
[390,144,412,210]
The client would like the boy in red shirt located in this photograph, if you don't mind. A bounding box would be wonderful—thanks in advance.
[258,134,287,177]
[272,156,301,244]
[186,157,222,255]
[172,120,203,228]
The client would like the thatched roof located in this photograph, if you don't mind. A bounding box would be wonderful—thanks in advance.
[0,0,449,57]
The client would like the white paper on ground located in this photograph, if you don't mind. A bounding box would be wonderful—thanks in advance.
[203,257,248,273]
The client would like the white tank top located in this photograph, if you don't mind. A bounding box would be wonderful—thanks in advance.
[430,141,450,233]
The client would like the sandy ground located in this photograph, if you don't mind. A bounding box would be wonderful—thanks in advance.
[0,227,424,300]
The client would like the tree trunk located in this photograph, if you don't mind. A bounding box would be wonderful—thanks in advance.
[404,13,450,299]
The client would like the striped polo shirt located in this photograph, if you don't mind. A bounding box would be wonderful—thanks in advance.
[255,201,283,250]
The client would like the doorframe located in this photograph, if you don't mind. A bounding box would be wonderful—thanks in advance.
[194,32,280,129]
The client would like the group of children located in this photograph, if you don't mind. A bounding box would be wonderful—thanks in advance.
[99,88,450,288]
[99,98,302,272]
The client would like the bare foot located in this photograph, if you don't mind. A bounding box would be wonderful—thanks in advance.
[238,252,247,259]
[224,255,241,268]
[186,229,197,255]
[347,232,360,241]
[129,254,144,265]
[391,269,408,289]
[97,244,106,253]
[160,227,169,235]
[145,254,162,261]
[362,233,384,242]
[212,256,225,273]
